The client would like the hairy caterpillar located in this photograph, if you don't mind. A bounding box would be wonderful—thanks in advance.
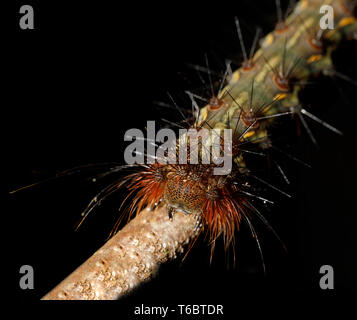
[9,0,357,301]
[75,0,356,261]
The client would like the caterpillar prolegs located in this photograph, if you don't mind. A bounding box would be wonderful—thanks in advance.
[10,0,357,300]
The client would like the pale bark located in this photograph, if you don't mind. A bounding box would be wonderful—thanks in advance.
[42,206,198,300]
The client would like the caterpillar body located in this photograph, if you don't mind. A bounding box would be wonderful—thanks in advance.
[10,0,357,300]
[79,0,357,261]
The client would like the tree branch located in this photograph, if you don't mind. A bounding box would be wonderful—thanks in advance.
[41,205,198,300]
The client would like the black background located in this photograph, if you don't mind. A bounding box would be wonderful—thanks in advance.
[5,0,357,316]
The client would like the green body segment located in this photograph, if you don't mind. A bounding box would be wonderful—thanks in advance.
[197,0,357,166]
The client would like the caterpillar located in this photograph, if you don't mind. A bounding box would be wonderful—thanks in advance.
[10,0,357,301]
[75,0,356,261]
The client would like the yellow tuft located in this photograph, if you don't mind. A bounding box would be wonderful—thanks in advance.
[337,17,356,29]
[198,106,208,123]
[230,71,240,84]
[243,130,255,139]
[300,0,308,10]
[261,34,274,48]
[273,93,287,101]
[307,54,322,64]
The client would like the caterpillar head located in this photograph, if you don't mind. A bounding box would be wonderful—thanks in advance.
[125,162,246,247]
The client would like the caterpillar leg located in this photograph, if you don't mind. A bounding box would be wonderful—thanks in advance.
[167,206,175,220]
